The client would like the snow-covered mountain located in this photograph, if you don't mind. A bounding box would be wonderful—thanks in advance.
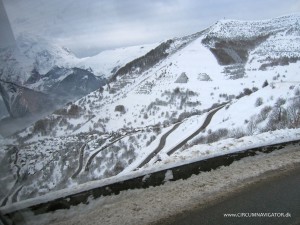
[0,34,109,118]
[0,33,80,84]
[77,43,159,77]
[1,14,300,205]
[0,33,160,84]
[0,33,161,119]
[0,33,80,118]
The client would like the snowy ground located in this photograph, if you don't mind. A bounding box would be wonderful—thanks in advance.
[18,142,300,225]
[157,128,300,168]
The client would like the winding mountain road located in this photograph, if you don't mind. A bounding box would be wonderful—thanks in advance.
[1,147,21,206]
[84,135,129,172]
[136,122,182,169]
[11,185,23,203]
[136,104,226,169]
[84,127,155,172]
[71,143,86,179]
[167,105,225,156]
[85,104,225,172]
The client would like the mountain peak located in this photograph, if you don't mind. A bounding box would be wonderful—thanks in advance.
[207,14,300,40]
[0,32,80,83]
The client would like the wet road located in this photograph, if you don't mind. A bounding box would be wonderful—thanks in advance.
[157,166,300,225]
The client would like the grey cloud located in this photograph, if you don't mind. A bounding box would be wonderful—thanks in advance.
[3,0,300,57]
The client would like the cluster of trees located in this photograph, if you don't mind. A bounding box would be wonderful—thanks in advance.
[186,92,300,149]
[247,96,300,135]
[53,103,82,117]
[236,87,258,99]
[264,98,300,131]
[115,105,126,113]
[259,56,300,71]
[33,116,60,136]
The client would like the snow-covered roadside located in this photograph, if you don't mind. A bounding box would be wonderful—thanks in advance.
[20,143,300,225]
[158,128,300,167]
[2,127,300,215]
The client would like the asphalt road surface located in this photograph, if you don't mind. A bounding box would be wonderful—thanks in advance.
[138,105,226,169]
[71,143,86,178]
[167,105,225,155]
[136,122,182,169]
[156,165,300,225]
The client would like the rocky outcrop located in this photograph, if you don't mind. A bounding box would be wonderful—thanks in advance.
[48,67,106,100]
[0,66,106,118]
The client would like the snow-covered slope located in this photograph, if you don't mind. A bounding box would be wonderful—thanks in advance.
[1,14,300,205]
[0,33,160,119]
[77,43,159,77]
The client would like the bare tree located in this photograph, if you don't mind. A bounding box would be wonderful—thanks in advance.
[247,116,257,135]
[287,99,300,128]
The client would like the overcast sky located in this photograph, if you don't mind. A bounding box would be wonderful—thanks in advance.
[3,0,300,57]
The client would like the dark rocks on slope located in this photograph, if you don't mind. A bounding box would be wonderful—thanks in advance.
[202,35,270,65]
[110,40,174,81]
[48,67,106,100]
[0,67,106,119]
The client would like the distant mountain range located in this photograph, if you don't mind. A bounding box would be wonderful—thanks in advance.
[0,33,162,119]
